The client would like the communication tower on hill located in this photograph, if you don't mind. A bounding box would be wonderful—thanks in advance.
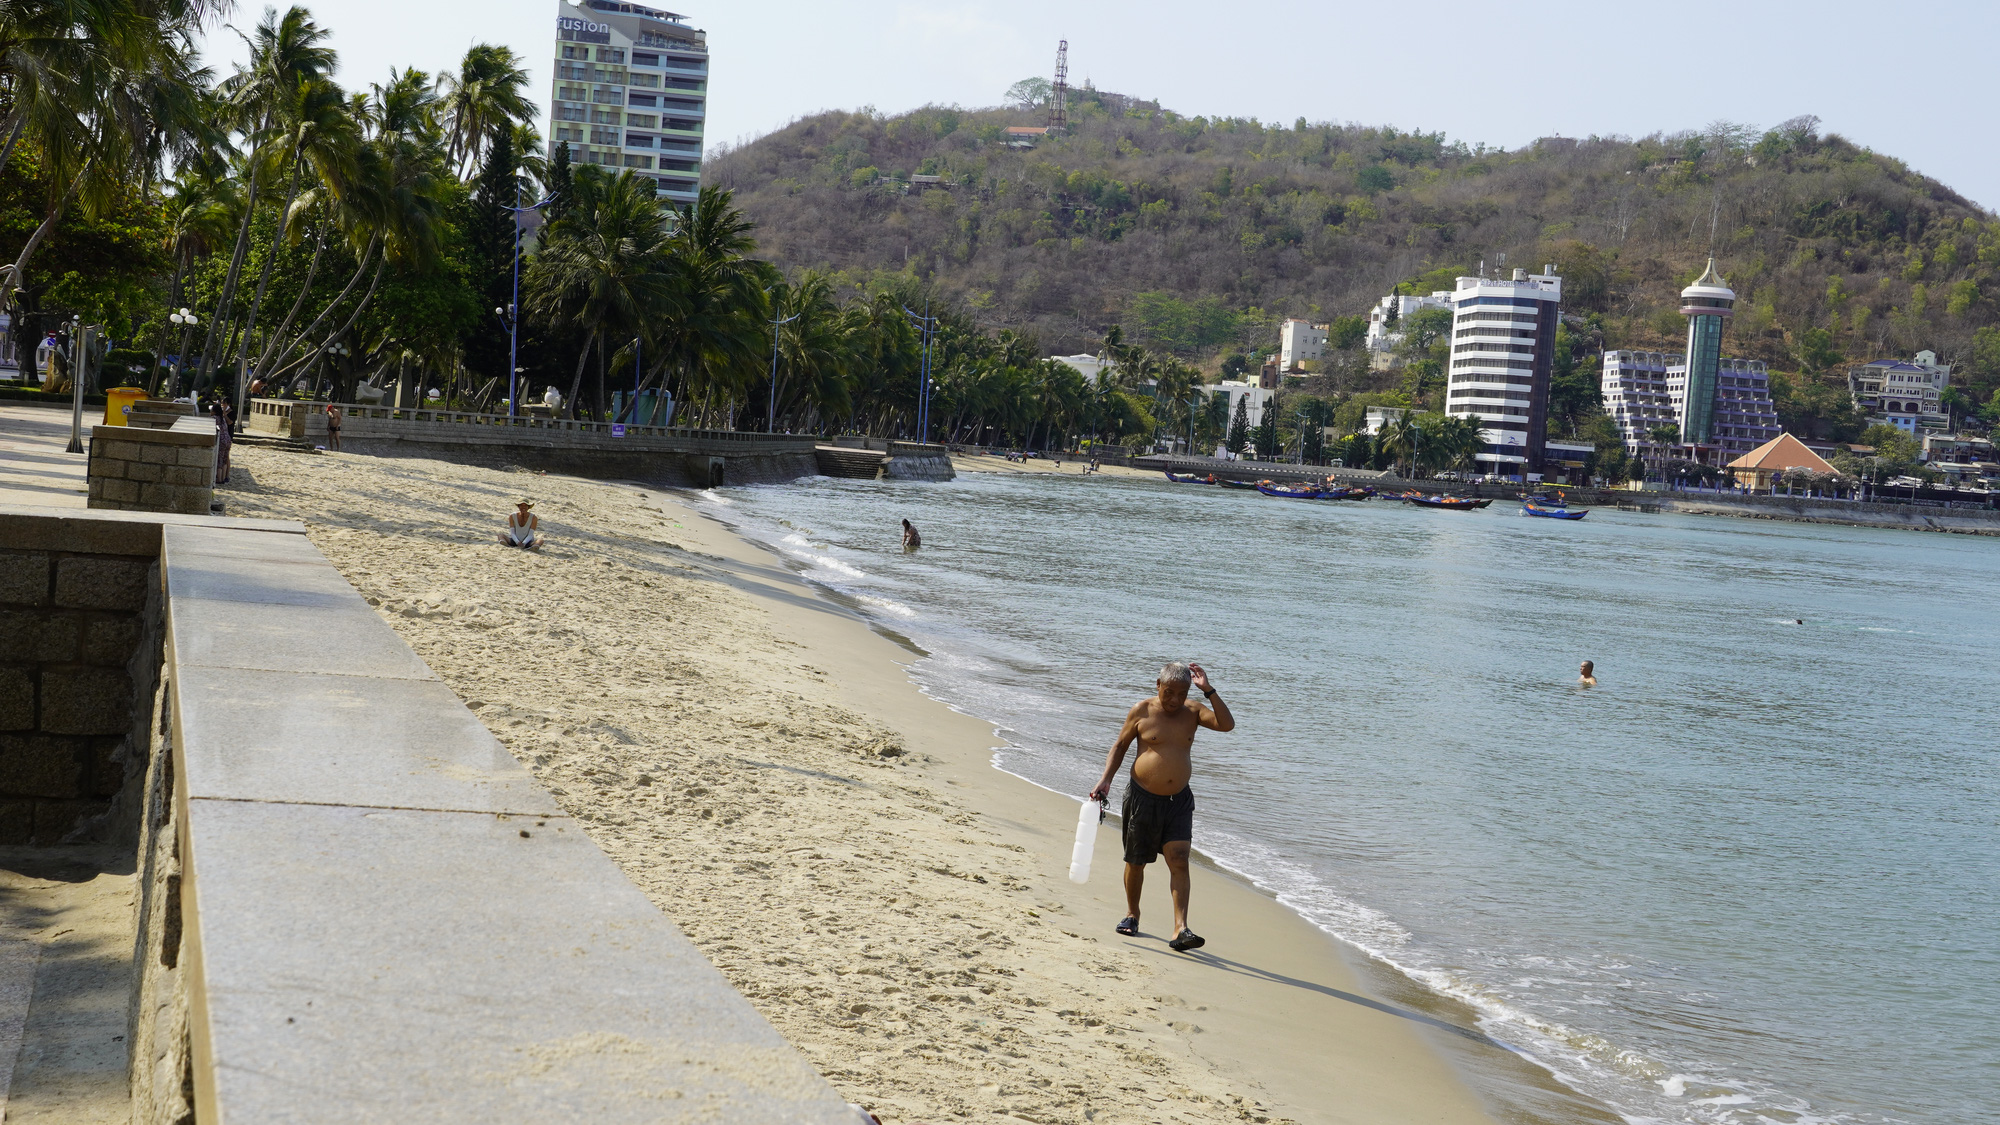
[1048,39,1068,131]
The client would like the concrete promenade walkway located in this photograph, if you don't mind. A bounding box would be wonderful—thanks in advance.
[0,404,88,509]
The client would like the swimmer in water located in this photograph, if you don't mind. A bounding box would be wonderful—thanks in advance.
[901,519,921,550]
[1579,660,1596,687]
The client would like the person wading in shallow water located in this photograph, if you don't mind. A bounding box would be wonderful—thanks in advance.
[901,519,921,550]
[1087,662,1235,952]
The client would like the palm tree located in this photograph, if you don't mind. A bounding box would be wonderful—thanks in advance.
[652,185,769,427]
[1645,423,1680,480]
[526,168,675,419]
[0,0,212,316]
[198,4,335,391]
[150,167,238,390]
[269,72,450,392]
[765,271,854,430]
[439,44,534,179]
[1377,413,1417,478]
[234,72,361,392]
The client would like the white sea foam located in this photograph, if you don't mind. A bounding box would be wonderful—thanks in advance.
[855,594,918,619]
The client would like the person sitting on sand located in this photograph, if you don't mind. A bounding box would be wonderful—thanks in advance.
[1088,661,1235,953]
[901,519,921,550]
[1579,660,1596,687]
[499,500,543,550]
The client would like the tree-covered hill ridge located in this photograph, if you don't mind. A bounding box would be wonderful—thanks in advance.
[710,95,2000,404]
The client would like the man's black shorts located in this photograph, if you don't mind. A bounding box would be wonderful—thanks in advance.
[1121,780,1194,865]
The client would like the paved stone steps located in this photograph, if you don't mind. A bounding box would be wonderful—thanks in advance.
[814,446,887,479]
[230,432,318,454]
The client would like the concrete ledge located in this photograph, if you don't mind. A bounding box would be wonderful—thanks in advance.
[136,520,858,1120]
[0,504,304,555]
[181,800,855,1122]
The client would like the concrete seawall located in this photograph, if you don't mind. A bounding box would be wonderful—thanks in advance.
[0,503,868,1122]
[1629,495,2000,535]
[249,400,955,488]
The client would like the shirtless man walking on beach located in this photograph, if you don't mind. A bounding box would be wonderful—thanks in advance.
[1088,662,1234,952]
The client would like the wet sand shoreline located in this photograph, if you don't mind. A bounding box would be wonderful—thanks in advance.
[221,445,1600,1125]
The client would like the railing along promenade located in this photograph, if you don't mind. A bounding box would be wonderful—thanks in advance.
[248,398,823,454]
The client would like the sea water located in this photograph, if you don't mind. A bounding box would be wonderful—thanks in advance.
[701,473,1999,1125]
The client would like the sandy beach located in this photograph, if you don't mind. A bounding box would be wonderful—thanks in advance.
[217,446,1544,1125]
[953,452,1157,478]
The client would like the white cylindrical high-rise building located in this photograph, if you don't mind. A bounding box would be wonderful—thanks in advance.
[1444,266,1562,481]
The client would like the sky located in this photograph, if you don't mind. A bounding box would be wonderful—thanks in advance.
[197,0,2000,211]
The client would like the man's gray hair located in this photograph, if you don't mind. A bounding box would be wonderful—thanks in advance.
[1158,662,1192,687]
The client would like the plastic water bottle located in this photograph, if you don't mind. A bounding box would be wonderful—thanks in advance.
[1069,798,1103,884]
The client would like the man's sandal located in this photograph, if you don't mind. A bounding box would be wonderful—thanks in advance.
[1115,917,1139,936]
[1169,929,1206,952]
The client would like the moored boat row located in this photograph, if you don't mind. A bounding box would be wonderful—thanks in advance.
[1162,471,1593,523]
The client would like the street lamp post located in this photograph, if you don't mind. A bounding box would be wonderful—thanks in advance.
[166,308,199,399]
[65,317,93,454]
[500,182,553,418]
[902,302,936,444]
[766,294,801,434]
[320,341,349,399]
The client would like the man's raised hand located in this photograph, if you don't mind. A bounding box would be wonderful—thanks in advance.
[1189,663,1213,694]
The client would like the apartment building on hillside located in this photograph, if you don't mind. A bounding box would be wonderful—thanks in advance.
[1365,290,1453,354]
[1848,351,1952,433]
[1444,267,1563,480]
[549,0,707,205]
[1279,319,1326,370]
[1602,351,1781,462]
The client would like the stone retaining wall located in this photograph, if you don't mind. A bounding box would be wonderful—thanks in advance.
[0,502,864,1122]
[0,525,160,844]
[87,416,216,514]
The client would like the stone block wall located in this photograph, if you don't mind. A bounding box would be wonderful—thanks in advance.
[88,418,216,514]
[0,545,160,843]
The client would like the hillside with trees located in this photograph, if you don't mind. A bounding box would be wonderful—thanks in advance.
[709,89,2000,442]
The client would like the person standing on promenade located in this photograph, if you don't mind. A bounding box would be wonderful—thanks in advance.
[1087,662,1234,952]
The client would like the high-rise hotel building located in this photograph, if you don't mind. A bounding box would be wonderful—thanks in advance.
[1444,266,1564,479]
[549,1,706,206]
[1599,260,1780,461]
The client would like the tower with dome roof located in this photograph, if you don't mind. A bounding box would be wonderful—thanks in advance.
[1677,258,1735,445]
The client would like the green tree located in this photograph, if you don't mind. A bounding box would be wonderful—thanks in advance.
[440,44,535,178]
[1004,77,1052,110]
[544,140,574,221]
[526,168,675,417]
[1793,326,1843,375]
[763,270,855,429]
[1226,391,1249,454]
[1327,314,1366,350]
[1547,326,1601,436]
[1253,394,1280,458]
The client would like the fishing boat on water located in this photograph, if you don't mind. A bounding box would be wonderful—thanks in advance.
[1162,471,1221,484]
[1399,491,1493,511]
[1216,478,1261,491]
[1255,481,1325,499]
[1521,491,1589,519]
